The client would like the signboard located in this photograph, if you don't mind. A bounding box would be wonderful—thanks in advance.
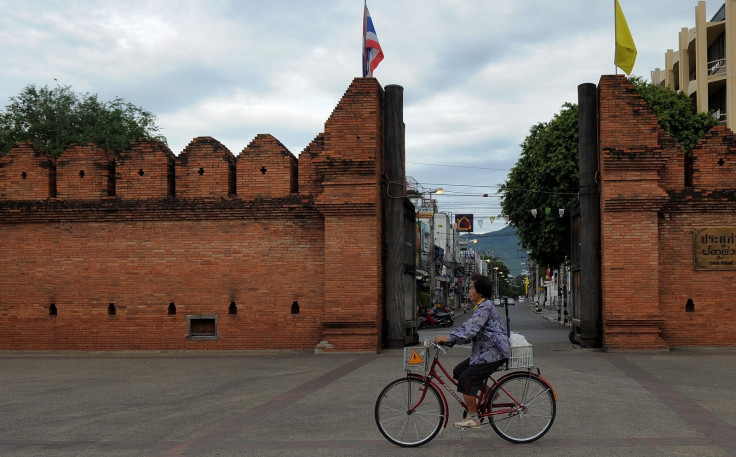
[416,207,433,219]
[693,227,736,270]
[455,214,473,232]
[404,347,429,372]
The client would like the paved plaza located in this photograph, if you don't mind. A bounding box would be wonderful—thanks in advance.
[1,303,735,456]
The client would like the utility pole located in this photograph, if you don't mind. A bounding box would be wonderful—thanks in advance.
[429,207,435,308]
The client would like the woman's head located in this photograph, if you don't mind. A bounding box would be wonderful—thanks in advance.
[471,274,493,299]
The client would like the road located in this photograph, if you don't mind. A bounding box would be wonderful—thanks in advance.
[418,299,569,345]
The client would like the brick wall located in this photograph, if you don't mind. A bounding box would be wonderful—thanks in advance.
[598,75,736,349]
[0,143,56,200]
[0,78,388,352]
[116,138,176,199]
[56,143,114,199]
[176,137,236,198]
[238,134,297,198]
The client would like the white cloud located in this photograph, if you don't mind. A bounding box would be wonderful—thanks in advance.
[0,0,717,230]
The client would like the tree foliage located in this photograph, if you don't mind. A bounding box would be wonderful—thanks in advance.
[0,84,166,157]
[482,255,523,298]
[499,77,718,268]
[499,103,579,268]
[629,76,717,154]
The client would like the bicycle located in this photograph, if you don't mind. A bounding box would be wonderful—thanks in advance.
[374,342,557,447]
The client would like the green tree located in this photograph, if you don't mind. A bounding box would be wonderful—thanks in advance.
[499,103,579,268]
[500,78,718,268]
[482,255,512,297]
[629,76,717,154]
[0,84,166,157]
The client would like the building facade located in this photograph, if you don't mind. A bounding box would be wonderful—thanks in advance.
[651,1,736,128]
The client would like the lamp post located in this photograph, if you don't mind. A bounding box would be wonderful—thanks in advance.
[530,206,573,324]
[493,266,499,299]
[558,208,572,326]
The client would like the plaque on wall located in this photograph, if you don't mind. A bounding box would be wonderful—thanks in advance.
[693,227,736,270]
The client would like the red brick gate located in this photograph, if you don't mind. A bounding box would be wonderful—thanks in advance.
[0,78,392,352]
[597,75,736,349]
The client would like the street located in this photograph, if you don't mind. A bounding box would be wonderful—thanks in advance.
[418,299,568,345]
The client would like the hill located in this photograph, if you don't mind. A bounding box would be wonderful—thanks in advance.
[460,225,527,277]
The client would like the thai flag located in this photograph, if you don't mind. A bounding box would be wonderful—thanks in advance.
[362,3,383,77]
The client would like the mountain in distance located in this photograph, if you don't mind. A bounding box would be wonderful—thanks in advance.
[461,225,528,278]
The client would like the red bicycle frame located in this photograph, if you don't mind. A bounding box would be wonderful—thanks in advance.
[405,346,556,430]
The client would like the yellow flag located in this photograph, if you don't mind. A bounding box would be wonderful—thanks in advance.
[614,0,637,75]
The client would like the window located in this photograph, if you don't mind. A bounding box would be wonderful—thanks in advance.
[187,315,219,340]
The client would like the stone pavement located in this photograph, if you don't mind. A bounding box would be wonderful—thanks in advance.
[1,302,735,457]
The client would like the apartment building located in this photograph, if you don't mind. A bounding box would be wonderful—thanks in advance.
[651,1,736,128]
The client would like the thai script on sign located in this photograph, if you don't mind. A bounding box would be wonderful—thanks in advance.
[694,227,736,270]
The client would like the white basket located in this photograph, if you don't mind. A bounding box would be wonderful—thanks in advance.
[507,344,533,369]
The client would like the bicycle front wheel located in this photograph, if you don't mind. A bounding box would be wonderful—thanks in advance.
[487,372,556,443]
[375,377,445,447]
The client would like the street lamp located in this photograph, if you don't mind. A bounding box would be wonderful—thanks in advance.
[530,206,572,325]
[493,266,499,299]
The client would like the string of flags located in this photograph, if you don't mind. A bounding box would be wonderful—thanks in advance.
[531,208,566,218]
[453,215,509,232]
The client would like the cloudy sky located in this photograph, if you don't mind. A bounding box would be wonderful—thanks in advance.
[0,0,721,233]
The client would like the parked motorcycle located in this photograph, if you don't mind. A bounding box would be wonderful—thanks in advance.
[418,308,455,328]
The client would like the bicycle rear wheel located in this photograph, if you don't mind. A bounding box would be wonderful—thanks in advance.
[487,372,556,443]
[375,377,445,447]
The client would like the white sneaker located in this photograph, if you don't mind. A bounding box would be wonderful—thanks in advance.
[453,416,481,428]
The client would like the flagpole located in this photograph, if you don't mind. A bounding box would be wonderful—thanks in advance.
[614,0,618,75]
[362,0,367,77]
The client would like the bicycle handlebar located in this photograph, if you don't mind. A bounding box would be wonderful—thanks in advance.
[426,341,454,353]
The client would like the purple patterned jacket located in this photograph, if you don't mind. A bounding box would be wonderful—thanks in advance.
[448,298,510,365]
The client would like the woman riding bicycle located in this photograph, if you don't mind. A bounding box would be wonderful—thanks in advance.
[434,274,509,428]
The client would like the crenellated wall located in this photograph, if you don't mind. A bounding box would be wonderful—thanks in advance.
[0,142,56,200]
[0,77,388,352]
[598,75,736,350]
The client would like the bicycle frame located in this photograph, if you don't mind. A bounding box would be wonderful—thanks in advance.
[405,344,556,431]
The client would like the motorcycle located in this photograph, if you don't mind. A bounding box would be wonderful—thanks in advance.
[418,308,455,328]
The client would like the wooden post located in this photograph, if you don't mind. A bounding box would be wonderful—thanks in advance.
[577,83,602,348]
[384,84,407,348]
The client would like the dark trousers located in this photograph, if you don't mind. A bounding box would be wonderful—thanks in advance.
[453,357,506,396]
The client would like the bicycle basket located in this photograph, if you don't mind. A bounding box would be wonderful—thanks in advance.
[507,344,533,369]
[403,346,429,372]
